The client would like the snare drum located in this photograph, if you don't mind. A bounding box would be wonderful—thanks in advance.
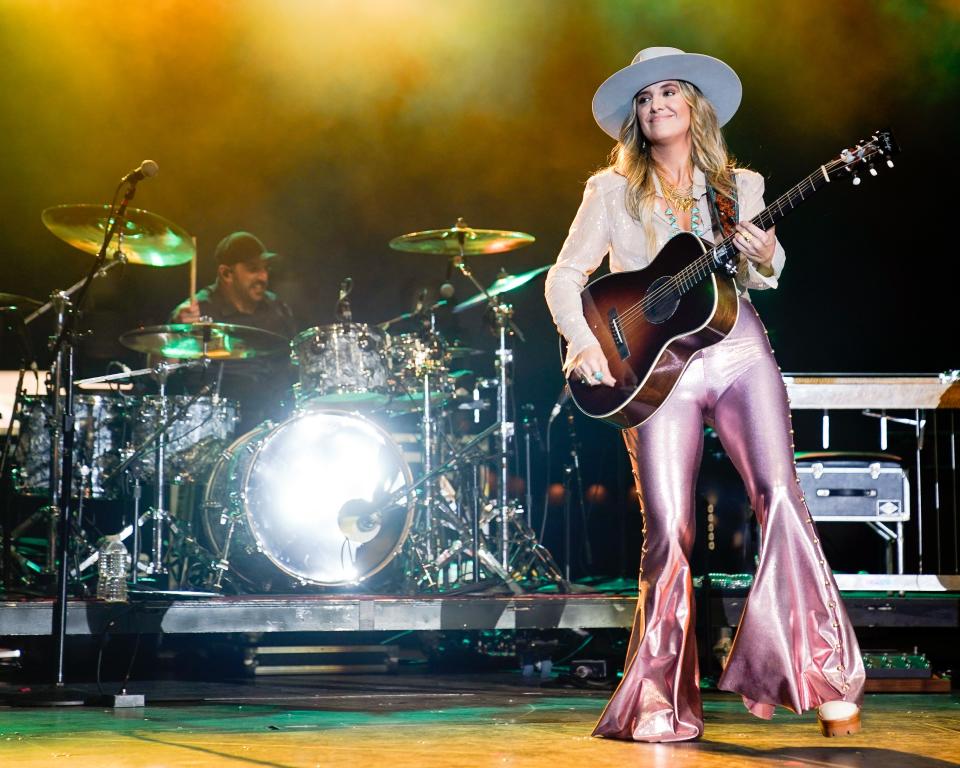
[291,323,389,407]
[12,393,127,499]
[202,409,414,588]
[132,395,240,483]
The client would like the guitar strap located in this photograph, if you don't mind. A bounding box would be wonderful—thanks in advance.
[705,176,739,242]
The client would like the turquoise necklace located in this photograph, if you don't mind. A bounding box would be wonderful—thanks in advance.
[664,203,703,237]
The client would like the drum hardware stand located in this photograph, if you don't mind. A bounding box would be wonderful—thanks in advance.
[520,404,540,531]
[432,224,565,590]
[446,221,526,571]
[352,420,523,592]
[560,408,587,583]
[81,360,212,582]
[414,302,452,565]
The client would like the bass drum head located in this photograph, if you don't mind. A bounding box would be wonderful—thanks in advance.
[204,410,414,589]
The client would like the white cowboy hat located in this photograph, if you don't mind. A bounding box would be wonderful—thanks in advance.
[592,46,742,140]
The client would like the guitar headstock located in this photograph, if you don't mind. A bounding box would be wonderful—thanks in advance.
[832,129,900,185]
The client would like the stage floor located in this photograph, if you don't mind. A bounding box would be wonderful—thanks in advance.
[0,675,957,767]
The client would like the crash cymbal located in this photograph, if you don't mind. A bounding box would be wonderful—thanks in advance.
[0,293,42,313]
[452,264,551,313]
[389,218,535,256]
[42,204,195,267]
[119,322,287,360]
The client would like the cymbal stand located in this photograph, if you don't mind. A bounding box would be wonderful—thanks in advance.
[420,310,439,564]
[447,226,563,590]
[447,226,519,570]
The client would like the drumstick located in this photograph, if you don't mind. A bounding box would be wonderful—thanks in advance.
[189,236,198,307]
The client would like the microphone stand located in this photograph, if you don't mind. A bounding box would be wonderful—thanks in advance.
[562,409,587,583]
[6,179,140,707]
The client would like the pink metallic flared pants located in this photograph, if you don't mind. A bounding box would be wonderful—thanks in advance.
[593,299,865,742]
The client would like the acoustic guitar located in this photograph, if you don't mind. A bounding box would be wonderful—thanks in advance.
[559,130,899,429]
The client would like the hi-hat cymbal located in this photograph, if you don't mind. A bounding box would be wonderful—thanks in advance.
[0,293,42,313]
[447,345,483,357]
[119,322,288,360]
[452,264,551,313]
[42,204,195,267]
[389,218,535,256]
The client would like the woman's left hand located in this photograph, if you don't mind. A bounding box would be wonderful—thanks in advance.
[734,221,776,277]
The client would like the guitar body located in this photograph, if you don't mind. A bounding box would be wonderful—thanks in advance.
[560,231,739,429]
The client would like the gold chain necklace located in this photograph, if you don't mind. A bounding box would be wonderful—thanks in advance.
[656,169,697,213]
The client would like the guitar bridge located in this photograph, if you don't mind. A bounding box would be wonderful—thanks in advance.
[608,308,629,360]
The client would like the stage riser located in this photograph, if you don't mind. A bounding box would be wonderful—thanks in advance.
[1,593,957,636]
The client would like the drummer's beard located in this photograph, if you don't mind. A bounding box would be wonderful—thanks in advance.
[245,281,267,304]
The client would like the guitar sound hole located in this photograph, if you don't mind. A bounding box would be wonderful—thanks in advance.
[643,276,681,324]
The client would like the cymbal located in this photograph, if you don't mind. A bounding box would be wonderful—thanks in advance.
[119,322,288,360]
[0,293,41,313]
[389,218,535,256]
[42,204,195,267]
[452,264,551,313]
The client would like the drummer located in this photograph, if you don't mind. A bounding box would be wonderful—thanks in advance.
[170,231,297,429]
[172,231,295,335]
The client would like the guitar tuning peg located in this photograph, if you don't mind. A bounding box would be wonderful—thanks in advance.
[886,158,895,168]
[852,172,862,186]
[869,164,878,177]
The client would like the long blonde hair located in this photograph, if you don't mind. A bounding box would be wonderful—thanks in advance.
[608,81,737,252]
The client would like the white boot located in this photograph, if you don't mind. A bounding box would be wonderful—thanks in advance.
[817,700,861,737]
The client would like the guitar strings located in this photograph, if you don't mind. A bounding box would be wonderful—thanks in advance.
[622,164,832,319]
[619,154,853,322]
[612,157,850,332]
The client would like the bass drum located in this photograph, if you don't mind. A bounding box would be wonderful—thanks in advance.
[202,410,414,590]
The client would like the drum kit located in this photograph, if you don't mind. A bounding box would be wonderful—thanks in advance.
[2,199,565,596]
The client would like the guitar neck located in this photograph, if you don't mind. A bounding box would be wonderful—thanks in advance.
[754,167,832,230]
[676,130,896,290]
[709,166,833,270]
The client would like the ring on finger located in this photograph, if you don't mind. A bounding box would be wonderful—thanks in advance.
[593,371,603,382]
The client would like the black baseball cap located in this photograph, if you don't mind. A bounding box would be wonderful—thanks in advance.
[214,231,278,266]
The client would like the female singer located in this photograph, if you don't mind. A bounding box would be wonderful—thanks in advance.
[544,46,864,742]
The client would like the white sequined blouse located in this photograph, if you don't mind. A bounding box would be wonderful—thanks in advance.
[544,166,786,369]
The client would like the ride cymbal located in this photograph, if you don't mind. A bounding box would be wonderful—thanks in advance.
[42,204,195,267]
[119,322,288,360]
[452,264,551,313]
[389,218,535,256]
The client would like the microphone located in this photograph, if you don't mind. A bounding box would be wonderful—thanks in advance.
[120,159,159,185]
[413,287,428,315]
[337,498,382,543]
[548,383,571,423]
[440,258,455,299]
[338,277,353,301]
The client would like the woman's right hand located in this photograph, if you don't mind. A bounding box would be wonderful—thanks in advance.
[570,343,616,387]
